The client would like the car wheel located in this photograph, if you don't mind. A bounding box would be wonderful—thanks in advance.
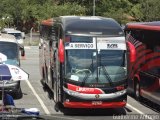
[15,87,23,99]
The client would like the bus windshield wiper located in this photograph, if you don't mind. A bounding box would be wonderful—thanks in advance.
[101,66,114,87]
[81,51,96,86]
[81,63,93,86]
[98,51,113,87]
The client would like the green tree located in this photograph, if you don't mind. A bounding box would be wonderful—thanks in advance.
[96,0,133,24]
[1,0,160,31]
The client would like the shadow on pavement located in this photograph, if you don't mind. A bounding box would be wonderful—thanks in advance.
[62,107,126,116]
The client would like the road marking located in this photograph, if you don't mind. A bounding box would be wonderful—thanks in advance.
[25,80,50,114]
[127,103,154,120]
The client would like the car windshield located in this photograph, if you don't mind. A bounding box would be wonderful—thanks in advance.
[0,42,18,60]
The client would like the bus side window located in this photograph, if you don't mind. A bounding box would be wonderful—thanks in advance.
[56,25,63,40]
[54,24,59,41]
[51,26,56,41]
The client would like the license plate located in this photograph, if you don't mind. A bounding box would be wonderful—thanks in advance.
[92,101,102,105]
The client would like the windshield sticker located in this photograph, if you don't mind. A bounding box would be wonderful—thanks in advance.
[97,43,126,50]
[107,44,118,48]
[70,75,79,81]
[65,43,96,49]
[93,52,96,56]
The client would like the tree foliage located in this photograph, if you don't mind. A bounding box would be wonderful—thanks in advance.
[0,0,160,32]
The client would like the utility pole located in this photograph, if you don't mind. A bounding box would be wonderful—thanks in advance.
[93,0,95,16]
[30,27,33,45]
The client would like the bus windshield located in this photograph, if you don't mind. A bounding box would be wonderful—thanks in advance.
[65,36,127,85]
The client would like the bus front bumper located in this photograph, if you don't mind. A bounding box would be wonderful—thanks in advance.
[64,101,126,108]
[63,87,127,108]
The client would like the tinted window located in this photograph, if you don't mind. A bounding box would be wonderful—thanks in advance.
[0,42,18,59]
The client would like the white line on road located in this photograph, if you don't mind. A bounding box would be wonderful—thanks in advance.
[127,103,154,120]
[25,80,50,114]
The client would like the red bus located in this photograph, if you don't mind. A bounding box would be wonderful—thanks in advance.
[39,16,129,112]
[125,21,160,106]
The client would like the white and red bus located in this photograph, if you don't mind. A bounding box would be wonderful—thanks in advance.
[39,16,129,112]
[125,22,160,106]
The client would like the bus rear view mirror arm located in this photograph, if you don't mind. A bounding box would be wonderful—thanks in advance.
[58,39,64,63]
[127,41,136,63]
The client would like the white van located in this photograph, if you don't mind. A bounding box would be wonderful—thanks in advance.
[0,33,25,98]
[2,28,25,45]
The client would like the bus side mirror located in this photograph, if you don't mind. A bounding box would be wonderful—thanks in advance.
[127,41,136,63]
[58,39,64,63]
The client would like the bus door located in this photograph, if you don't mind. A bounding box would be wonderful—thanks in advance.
[52,41,60,102]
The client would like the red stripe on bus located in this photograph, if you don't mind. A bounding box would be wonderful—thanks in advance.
[126,24,160,31]
[67,83,104,94]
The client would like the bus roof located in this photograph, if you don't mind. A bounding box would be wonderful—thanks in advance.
[0,33,17,43]
[41,18,54,26]
[125,21,160,31]
[57,16,124,36]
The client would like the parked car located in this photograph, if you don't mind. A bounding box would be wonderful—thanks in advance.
[2,28,25,46]
[0,33,25,98]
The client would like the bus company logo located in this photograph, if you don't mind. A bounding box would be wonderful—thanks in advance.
[95,94,100,99]
[76,87,94,92]
[107,44,118,48]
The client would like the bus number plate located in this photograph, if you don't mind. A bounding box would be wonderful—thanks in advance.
[92,101,102,105]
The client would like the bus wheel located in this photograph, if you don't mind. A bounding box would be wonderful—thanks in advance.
[41,66,45,79]
[134,81,141,101]
[54,102,64,112]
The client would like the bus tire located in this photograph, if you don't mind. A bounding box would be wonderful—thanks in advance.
[40,67,48,92]
[40,67,46,85]
[134,81,141,101]
[42,66,45,79]
[54,102,64,112]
